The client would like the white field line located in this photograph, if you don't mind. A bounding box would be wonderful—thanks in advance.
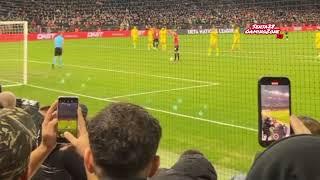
[0,79,23,88]
[28,60,215,85]
[25,84,257,132]
[2,83,23,88]
[105,84,217,100]
[0,79,22,88]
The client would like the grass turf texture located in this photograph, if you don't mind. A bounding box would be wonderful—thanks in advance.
[1,31,320,179]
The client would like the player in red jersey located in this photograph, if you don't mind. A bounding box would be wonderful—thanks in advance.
[173,32,180,61]
[153,28,160,49]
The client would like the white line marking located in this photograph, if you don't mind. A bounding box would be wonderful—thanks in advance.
[0,79,23,88]
[2,84,23,88]
[29,60,215,85]
[106,84,217,100]
[25,84,257,132]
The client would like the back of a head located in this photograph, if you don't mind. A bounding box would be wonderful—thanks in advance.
[298,116,320,135]
[0,91,16,109]
[247,135,320,180]
[88,102,162,178]
[0,108,33,179]
[152,149,217,180]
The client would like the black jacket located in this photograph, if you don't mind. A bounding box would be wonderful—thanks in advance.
[151,153,217,180]
[247,135,320,180]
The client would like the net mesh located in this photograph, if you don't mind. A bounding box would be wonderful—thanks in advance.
[1,0,320,179]
[0,22,25,86]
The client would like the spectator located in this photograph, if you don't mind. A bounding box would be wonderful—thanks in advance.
[151,149,217,180]
[65,102,162,180]
[246,135,320,180]
[0,108,34,179]
[0,101,57,179]
[32,104,88,180]
[231,115,312,180]
[0,91,17,108]
[298,115,320,135]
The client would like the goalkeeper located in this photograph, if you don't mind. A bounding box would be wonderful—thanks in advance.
[52,32,64,69]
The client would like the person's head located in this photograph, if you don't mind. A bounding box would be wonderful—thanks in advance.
[298,116,320,135]
[151,149,217,180]
[85,102,162,179]
[0,108,34,180]
[180,149,204,157]
[0,91,16,108]
[247,135,320,180]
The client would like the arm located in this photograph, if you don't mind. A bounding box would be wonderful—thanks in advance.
[28,144,53,177]
[291,115,311,135]
[28,101,58,178]
[65,108,98,180]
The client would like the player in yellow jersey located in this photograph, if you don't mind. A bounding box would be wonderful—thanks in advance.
[160,27,168,51]
[147,27,154,50]
[316,29,320,58]
[131,26,139,49]
[231,26,241,51]
[208,27,219,56]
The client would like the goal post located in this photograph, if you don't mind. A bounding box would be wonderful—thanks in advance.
[0,21,28,87]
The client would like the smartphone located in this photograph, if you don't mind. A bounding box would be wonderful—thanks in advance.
[57,96,78,143]
[258,77,291,147]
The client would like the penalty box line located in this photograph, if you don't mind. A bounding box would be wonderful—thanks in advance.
[28,60,216,85]
[105,83,218,100]
[24,84,257,132]
[29,60,220,100]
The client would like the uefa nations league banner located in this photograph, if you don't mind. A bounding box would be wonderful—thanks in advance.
[178,28,234,35]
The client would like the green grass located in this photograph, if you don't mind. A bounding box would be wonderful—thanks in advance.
[1,32,320,179]
[58,120,77,136]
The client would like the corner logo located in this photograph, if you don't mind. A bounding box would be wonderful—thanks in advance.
[244,24,280,35]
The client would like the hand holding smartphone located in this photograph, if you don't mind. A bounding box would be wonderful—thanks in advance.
[258,77,291,147]
[57,96,78,143]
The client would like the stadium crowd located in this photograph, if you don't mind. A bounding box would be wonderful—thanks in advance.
[0,0,319,32]
[1,90,320,180]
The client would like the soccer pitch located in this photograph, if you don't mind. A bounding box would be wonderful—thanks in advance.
[1,32,320,179]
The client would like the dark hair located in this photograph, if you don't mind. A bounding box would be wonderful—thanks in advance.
[298,116,320,135]
[88,102,162,178]
[181,149,204,157]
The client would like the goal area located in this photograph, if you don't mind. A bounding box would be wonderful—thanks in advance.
[0,21,28,87]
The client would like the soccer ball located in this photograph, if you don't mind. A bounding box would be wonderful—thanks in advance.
[170,57,174,61]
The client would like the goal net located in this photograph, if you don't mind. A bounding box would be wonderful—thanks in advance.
[0,21,28,87]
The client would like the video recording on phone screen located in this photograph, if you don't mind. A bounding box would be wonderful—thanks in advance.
[261,84,290,142]
[58,100,78,137]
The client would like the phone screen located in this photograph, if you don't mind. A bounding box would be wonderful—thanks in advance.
[260,81,291,145]
[58,97,78,141]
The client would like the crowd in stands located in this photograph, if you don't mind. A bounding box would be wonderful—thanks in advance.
[1,0,320,32]
[1,89,320,180]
